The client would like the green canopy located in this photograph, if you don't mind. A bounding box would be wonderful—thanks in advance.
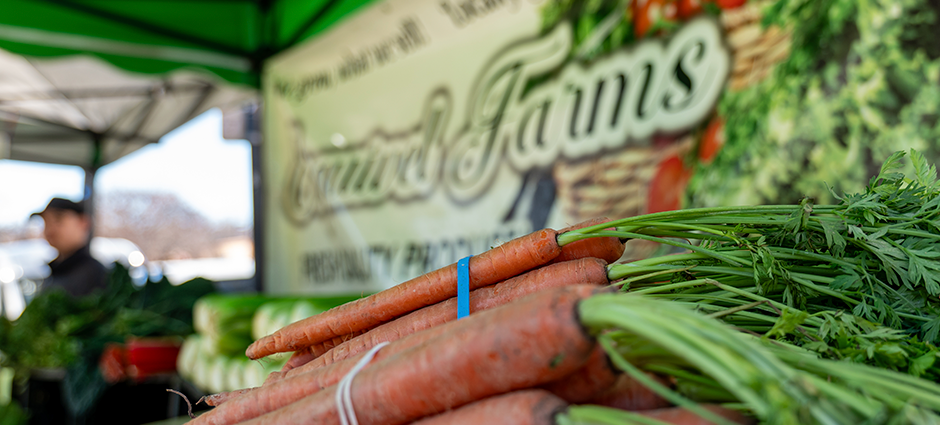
[1,0,377,87]
[0,0,375,168]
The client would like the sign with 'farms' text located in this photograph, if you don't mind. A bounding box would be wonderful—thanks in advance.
[263,0,739,294]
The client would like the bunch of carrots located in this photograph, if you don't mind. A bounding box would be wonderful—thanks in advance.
[188,218,683,425]
[186,151,940,425]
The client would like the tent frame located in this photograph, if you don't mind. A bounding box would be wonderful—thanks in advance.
[2,0,379,292]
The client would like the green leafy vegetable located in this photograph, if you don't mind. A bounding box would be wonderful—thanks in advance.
[690,0,940,208]
[0,264,214,378]
[563,149,940,379]
[575,293,940,425]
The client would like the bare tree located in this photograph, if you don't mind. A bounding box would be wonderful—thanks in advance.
[94,191,250,261]
[0,225,40,243]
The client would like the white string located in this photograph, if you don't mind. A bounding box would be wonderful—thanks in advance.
[336,341,389,425]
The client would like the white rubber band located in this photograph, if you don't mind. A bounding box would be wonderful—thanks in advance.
[336,341,389,425]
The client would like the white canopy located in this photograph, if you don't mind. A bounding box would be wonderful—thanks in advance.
[0,49,255,168]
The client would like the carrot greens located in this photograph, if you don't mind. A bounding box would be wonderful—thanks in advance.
[574,294,940,425]
[561,149,940,379]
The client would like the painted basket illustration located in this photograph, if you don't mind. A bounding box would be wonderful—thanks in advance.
[722,1,792,91]
[550,1,791,259]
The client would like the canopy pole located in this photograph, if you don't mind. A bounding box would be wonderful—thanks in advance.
[83,165,97,241]
[246,103,265,293]
[84,133,101,240]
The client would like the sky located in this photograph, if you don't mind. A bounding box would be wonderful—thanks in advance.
[0,108,253,228]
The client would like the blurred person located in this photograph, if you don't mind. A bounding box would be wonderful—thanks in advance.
[31,197,107,297]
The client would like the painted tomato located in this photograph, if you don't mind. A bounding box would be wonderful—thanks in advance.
[648,154,692,213]
[633,0,679,38]
[677,0,703,19]
[714,0,747,9]
[698,117,725,164]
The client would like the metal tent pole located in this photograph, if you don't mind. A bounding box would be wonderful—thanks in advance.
[85,134,101,239]
[246,103,265,293]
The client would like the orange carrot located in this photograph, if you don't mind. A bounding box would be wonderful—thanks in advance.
[551,235,624,264]
[552,217,625,264]
[194,356,372,424]
[540,346,620,404]
[635,405,754,425]
[287,257,609,374]
[589,373,674,411]
[281,330,367,372]
[202,389,252,407]
[540,345,669,411]
[409,390,567,425]
[246,227,565,360]
[202,285,602,425]
[277,218,619,372]
[410,398,751,425]
[260,293,477,386]
[198,318,466,422]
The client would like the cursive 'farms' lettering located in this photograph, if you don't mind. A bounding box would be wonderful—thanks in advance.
[282,17,730,221]
[282,92,452,223]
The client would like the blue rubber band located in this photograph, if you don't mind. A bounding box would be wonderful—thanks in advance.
[457,256,472,319]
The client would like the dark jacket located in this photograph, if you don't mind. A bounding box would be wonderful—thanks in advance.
[44,244,108,297]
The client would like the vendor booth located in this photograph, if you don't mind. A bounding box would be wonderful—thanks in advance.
[5,0,939,295]
[4,0,940,424]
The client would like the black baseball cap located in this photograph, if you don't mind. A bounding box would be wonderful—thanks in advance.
[31,197,86,217]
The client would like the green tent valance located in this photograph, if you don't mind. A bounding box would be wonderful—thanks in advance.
[1,0,377,87]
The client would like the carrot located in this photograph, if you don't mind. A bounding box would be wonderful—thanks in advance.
[245,227,564,360]
[408,394,750,425]
[540,344,669,411]
[277,219,619,372]
[290,257,610,374]
[223,285,602,425]
[552,217,625,264]
[634,405,754,425]
[281,348,317,374]
[193,285,606,425]
[218,276,520,406]
[197,321,463,423]
[410,398,750,425]
[552,235,624,264]
[589,373,674,411]
[281,330,367,372]
[194,358,368,424]
[261,290,478,386]
[202,389,252,407]
[409,390,567,425]
[540,346,620,404]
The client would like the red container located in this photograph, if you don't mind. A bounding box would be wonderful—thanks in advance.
[125,338,183,382]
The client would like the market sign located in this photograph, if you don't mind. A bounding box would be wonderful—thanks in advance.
[281,18,728,219]
[261,0,827,294]
[263,0,749,294]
